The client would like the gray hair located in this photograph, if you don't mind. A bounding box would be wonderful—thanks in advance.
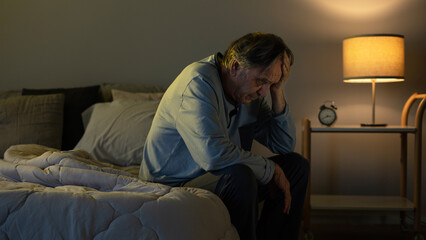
[222,32,294,71]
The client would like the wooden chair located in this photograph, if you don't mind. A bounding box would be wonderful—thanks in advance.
[400,92,426,239]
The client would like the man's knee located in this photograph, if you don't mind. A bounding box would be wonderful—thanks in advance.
[216,164,257,186]
[228,164,257,180]
[272,152,309,173]
[213,164,258,199]
[287,152,310,173]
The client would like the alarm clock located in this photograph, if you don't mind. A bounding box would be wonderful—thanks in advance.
[318,101,337,126]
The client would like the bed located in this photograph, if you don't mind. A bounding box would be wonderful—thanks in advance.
[0,84,239,239]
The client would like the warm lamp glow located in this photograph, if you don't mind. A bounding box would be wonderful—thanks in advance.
[306,0,407,19]
[343,34,405,82]
[342,34,405,126]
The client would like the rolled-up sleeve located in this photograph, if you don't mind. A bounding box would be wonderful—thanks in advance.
[254,98,296,155]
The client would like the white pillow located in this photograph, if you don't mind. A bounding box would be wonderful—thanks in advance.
[75,99,159,166]
[111,89,164,101]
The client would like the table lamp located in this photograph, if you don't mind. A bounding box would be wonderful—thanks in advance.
[343,34,405,127]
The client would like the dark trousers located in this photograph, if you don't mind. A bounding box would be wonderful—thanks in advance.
[183,152,309,240]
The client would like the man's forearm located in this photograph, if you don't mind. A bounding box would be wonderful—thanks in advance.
[270,89,286,115]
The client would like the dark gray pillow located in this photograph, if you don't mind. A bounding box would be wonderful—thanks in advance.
[22,85,101,150]
[0,94,64,158]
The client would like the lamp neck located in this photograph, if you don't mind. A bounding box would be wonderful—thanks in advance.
[372,79,376,124]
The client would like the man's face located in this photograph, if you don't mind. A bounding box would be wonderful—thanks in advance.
[231,56,284,104]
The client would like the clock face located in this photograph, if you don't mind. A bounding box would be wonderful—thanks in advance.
[318,107,337,126]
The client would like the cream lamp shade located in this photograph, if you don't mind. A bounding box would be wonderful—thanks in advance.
[343,34,405,126]
[343,34,404,82]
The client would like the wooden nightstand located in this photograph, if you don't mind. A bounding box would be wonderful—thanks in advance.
[302,93,426,240]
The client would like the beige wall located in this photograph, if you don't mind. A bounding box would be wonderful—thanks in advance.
[1,0,426,220]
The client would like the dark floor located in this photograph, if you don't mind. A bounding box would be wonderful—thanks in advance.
[302,224,425,240]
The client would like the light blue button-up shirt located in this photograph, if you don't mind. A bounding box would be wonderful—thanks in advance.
[139,54,296,186]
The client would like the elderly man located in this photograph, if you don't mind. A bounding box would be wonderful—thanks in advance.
[139,32,309,240]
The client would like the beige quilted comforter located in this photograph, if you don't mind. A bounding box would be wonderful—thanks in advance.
[0,144,239,240]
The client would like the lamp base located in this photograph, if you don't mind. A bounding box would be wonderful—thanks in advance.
[361,123,388,127]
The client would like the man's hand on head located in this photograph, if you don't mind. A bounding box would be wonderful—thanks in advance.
[270,52,291,94]
[269,52,290,115]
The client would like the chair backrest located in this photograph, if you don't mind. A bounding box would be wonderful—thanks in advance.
[401,93,426,133]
